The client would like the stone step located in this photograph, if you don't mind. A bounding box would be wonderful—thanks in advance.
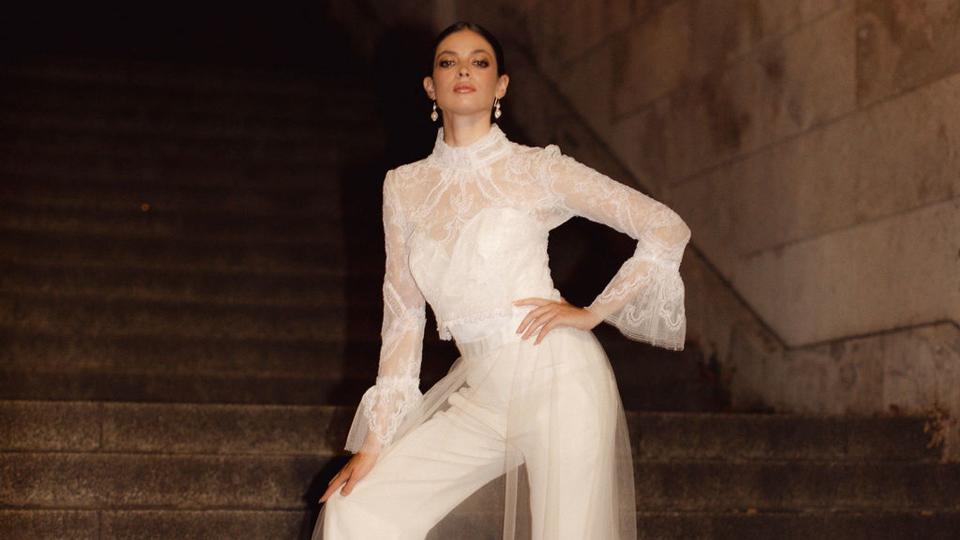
[627,413,941,463]
[631,460,960,512]
[0,108,349,143]
[0,332,352,375]
[0,293,360,341]
[0,201,346,244]
[0,229,349,274]
[0,85,378,126]
[0,331,458,404]
[0,401,940,463]
[0,328,373,378]
[0,154,348,189]
[2,509,959,540]
[0,452,326,509]
[0,259,347,307]
[2,451,957,512]
[0,58,352,98]
[0,127,364,163]
[0,367,377,407]
[0,401,344,455]
[0,176,344,217]
[0,110,383,149]
[0,356,715,411]
[0,509,310,540]
[0,325,708,410]
[631,510,960,540]
[0,140,385,185]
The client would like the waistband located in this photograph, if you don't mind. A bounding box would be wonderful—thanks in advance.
[455,325,523,360]
[453,307,530,360]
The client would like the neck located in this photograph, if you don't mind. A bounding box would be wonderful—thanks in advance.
[440,113,493,147]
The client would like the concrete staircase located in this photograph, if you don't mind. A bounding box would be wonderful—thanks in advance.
[1,56,958,540]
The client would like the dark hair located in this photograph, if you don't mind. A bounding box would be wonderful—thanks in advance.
[430,21,506,76]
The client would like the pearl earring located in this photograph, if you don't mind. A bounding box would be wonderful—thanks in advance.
[430,101,439,122]
[493,97,502,119]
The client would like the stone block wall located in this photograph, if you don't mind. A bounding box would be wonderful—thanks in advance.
[325,0,960,456]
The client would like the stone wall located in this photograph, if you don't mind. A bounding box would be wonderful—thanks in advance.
[325,0,960,457]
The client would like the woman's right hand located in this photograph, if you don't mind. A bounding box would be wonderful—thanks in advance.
[319,451,379,503]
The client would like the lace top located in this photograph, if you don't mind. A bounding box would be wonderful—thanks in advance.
[344,123,692,454]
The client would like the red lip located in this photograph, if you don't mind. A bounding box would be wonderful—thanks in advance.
[453,84,475,92]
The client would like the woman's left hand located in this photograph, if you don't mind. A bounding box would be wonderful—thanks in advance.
[513,297,603,344]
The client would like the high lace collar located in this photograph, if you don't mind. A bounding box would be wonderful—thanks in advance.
[430,123,513,169]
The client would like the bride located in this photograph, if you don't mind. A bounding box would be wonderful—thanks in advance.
[312,20,691,540]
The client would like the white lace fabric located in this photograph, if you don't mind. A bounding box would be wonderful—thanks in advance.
[343,123,692,455]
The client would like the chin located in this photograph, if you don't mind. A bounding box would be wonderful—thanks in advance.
[438,104,490,117]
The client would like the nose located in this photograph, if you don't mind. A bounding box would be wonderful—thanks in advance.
[458,64,470,77]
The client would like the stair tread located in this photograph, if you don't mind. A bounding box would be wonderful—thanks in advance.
[0,400,941,462]
[3,508,959,540]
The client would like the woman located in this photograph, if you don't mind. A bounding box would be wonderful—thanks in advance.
[313,21,691,540]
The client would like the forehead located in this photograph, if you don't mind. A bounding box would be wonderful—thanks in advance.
[434,30,494,56]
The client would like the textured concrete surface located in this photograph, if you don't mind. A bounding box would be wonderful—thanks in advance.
[5,508,960,540]
[633,460,960,510]
[0,401,99,451]
[729,321,960,456]
[673,71,960,270]
[734,199,959,345]
[0,511,99,540]
[100,510,309,540]
[6,400,938,460]
[663,4,857,181]
[857,0,960,105]
[0,453,325,508]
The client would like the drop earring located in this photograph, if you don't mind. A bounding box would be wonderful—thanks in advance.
[430,101,439,122]
[493,97,502,119]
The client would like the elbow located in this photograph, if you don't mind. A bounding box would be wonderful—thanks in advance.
[664,211,692,248]
[676,217,692,246]
[656,213,691,268]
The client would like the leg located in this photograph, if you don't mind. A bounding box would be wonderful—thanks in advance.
[520,330,621,540]
[320,389,508,539]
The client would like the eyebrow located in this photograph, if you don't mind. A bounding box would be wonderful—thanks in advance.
[436,49,491,56]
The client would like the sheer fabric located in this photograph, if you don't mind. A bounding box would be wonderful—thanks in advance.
[317,123,691,539]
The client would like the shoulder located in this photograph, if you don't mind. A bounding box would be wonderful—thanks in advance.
[506,140,562,162]
[384,157,432,191]
[497,141,563,177]
[382,159,422,194]
[501,141,571,183]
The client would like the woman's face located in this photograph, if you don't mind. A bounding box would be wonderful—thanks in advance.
[424,29,509,121]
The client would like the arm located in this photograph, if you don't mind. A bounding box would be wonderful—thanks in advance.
[343,170,427,455]
[543,146,692,350]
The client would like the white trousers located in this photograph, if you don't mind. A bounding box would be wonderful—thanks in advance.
[315,326,634,540]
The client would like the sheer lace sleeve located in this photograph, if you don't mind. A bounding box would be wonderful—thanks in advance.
[542,145,692,350]
[343,170,427,455]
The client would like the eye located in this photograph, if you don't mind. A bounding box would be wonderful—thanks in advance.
[439,58,455,68]
[473,59,490,68]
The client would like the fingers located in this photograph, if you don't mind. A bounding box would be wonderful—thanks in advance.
[534,317,561,344]
[523,311,558,341]
[514,298,591,344]
[342,473,360,496]
[319,468,350,503]
[516,303,556,336]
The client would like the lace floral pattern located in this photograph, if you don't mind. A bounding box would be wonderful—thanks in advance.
[344,124,692,454]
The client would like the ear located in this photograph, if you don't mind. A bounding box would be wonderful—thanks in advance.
[423,76,436,100]
[496,74,510,99]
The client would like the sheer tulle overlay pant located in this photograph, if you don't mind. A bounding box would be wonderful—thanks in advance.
[313,324,638,540]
